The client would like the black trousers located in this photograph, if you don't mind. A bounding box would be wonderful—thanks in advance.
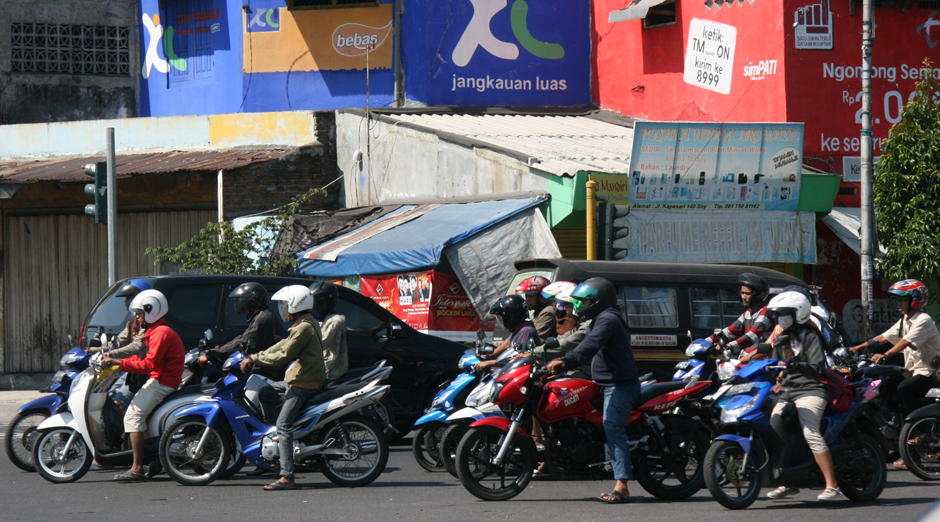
[898,374,935,417]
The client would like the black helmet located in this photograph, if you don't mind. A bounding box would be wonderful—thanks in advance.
[570,277,617,320]
[308,281,338,315]
[738,273,770,300]
[781,285,817,306]
[489,294,528,331]
[230,282,268,315]
[115,279,152,299]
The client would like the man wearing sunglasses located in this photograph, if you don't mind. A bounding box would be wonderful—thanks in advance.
[708,273,772,356]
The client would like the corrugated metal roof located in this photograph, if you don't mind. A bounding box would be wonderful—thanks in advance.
[0,148,292,183]
[383,113,635,177]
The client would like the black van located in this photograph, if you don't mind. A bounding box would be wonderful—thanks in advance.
[509,259,817,379]
[81,275,464,429]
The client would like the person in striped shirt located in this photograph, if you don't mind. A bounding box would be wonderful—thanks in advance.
[709,273,772,356]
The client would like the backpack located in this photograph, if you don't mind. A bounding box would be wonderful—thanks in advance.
[816,368,854,413]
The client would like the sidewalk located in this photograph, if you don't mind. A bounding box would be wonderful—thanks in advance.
[0,390,45,436]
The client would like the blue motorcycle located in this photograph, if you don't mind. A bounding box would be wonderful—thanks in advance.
[702,356,887,509]
[411,350,482,471]
[4,345,88,472]
[159,352,391,487]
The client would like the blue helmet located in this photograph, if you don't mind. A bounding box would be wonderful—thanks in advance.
[115,278,152,299]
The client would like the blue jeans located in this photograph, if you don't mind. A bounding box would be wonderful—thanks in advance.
[276,384,318,479]
[603,383,642,481]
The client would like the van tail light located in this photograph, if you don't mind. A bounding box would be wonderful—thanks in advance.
[79,321,86,349]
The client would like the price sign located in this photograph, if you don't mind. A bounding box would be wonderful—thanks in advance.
[684,18,737,95]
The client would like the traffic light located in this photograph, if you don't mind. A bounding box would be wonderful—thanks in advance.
[83,161,107,224]
[597,201,630,260]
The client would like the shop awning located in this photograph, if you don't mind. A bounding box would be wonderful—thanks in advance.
[822,207,886,257]
[609,0,674,22]
[296,196,551,277]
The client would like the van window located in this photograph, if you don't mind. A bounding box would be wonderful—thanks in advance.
[167,285,220,326]
[505,270,554,296]
[622,286,678,328]
[335,298,385,332]
[86,288,133,334]
[223,284,292,331]
[691,288,747,330]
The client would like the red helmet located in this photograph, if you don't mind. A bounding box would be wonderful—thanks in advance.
[515,275,551,295]
[888,279,928,310]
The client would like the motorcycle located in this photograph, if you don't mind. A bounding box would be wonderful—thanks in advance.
[702,355,887,509]
[454,361,712,501]
[4,338,88,472]
[897,355,940,480]
[159,351,391,487]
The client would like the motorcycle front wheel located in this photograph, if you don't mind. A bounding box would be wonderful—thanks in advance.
[215,447,247,480]
[4,410,49,472]
[899,417,940,481]
[439,422,471,478]
[633,414,710,500]
[32,428,92,483]
[318,414,389,487]
[412,423,447,472]
[159,416,232,486]
[836,433,886,500]
[703,440,761,510]
[456,425,537,501]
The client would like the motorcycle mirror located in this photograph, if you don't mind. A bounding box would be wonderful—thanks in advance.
[526,339,536,352]
[756,342,773,355]
[204,329,214,341]
[88,337,102,348]
[932,355,940,371]
[477,328,487,341]
[773,335,790,349]
[543,337,560,349]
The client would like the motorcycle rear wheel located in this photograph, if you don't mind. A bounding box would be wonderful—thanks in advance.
[836,433,886,500]
[319,414,389,487]
[633,414,709,500]
[900,417,940,481]
[4,410,48,472]
[440,422,471,478]
[412,423,447,472]
[456,425,537,501]
[703,440,760,510]
[32,428,92,483]
[159,416,231,486]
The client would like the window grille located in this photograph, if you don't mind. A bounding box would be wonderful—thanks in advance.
[11,23,130,76]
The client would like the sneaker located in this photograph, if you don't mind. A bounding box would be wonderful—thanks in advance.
[767,486,800,499]
[818,487,843,501]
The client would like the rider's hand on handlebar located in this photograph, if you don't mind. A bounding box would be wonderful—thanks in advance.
[100,357,119,368]
[197,354,209,366]
[871,353,886,364]
[546,359,566,374]
[239,356,254,373]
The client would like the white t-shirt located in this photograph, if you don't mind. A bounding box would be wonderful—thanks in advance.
[883,311,940,377]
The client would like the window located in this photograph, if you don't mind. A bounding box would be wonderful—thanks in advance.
[10,23,130,76]
[167,285,220,326]
[222,284,291,333]
[335,298,385,332]
[289,0,379,9]
[622,286,678,328]
[643,1,677,28]
[87,289,133,334]
[691,288,747,330]
[505,270,554,296]
[837,186,857,196]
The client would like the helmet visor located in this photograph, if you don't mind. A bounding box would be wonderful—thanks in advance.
[277,301,290,322]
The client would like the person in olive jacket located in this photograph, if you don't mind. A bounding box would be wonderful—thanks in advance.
[240,285,325,491]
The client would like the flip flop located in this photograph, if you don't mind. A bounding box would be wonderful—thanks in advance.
[263,481,298,491]
[113,470,149,482]
[599,491,634,504]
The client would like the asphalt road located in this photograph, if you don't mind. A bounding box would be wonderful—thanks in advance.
[2,432,940,522]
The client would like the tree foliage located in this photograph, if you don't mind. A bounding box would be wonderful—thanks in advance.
[146,187,328,275]
[874,59,940,282]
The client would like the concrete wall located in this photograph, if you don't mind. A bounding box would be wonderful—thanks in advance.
[0,0,139,124]
[337,111,551,206]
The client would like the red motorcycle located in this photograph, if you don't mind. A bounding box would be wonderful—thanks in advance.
[455,362,712,501]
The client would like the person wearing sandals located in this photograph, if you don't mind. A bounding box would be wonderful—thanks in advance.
[547,278,640,504]
[759,291,843,501]
[240,285,325,491]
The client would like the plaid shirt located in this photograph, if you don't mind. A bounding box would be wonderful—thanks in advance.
[713,306,772,354]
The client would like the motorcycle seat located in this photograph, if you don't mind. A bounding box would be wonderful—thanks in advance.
[330,362,382,386]
[304,382,367,407]
[161,383,206,404]
[635,381,690,407]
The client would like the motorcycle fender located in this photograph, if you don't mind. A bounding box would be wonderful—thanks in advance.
[446,407,483,422]
[37,412,76,431]
[173,402,223,427]
[18,394,64,415]
[904,402,940,423]
[414,410,449,426]
[469,417,531,438]
[715,434,752,454]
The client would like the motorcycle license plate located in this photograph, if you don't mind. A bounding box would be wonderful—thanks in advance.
[703,384,731,402]
[927,388,940,399]
[727,383,756,395]
[674,361,691,370]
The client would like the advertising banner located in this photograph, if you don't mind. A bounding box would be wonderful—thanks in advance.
[404,0,591,106]
[360,270,486,341]
[684,18,737,95]
[627,122,804,211]
[622,210,817,264]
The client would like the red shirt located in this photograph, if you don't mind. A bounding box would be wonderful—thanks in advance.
[120,318,185,389]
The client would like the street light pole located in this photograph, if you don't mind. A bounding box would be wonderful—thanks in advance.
[859,0,875,339]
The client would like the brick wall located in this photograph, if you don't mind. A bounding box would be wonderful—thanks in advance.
[222,111,340,219]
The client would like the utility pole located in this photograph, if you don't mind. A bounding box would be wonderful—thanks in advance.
[859,0,874,339]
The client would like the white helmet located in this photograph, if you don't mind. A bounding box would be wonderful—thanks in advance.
[130,289,168,324]
[271,285,314,321]
[766,291,812,327]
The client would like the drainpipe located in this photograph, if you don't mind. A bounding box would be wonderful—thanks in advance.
[586,181,597,260]
[218,169,225,241]
[393,0,404,108]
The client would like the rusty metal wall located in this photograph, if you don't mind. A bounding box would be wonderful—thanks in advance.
[3,210,215,373]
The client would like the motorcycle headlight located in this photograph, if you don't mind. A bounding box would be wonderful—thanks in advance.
[431,391,448,409]
[458,353,479,370]
[718,361,737,381]
[465,380,494,408]
[721,394,761,423]
[489,380,506,404]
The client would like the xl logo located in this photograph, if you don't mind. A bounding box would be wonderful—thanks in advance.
[452,0,564,67]
[247,7,280,33]
[917,11,940,48]
[141,13,186,78]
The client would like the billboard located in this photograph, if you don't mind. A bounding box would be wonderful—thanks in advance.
[403,0,591,106]
[627,121,804,211]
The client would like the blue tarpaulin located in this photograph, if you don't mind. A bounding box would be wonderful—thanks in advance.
[295,197,547,277]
